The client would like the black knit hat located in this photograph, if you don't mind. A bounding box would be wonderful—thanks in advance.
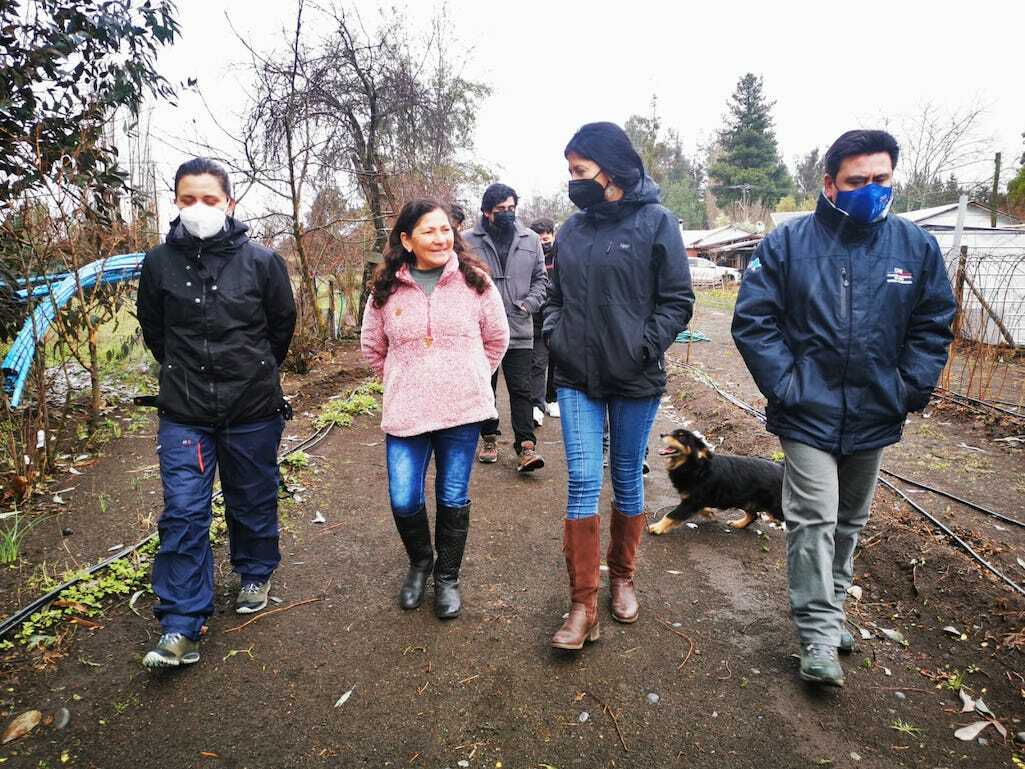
[564,122,644,189]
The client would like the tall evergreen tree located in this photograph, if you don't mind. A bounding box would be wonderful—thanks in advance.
[793,148,824,204]
[709,74,792,207]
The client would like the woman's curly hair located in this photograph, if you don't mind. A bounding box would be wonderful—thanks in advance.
[370,198,491,309]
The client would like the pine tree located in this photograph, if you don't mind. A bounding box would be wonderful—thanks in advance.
[709,74,793,208]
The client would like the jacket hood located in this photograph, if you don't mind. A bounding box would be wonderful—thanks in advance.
[584,175,662,223]
[166,214,251,254]
[814,192,887,244]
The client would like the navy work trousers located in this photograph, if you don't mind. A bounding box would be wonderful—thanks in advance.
[152,416,284,639]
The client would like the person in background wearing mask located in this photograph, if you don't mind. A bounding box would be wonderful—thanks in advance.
[463,183,548,473]
[528,217,558,425]
[136,157,296,669]
[544,122,693,650]
[732,130,956,688]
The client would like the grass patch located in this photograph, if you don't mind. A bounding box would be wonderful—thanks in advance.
[695,287,739,312]
[316,381,383,429]
[0,511,40,564]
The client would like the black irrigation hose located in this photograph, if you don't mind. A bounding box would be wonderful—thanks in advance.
[683,363,1025,600]
[879,468,1025,530]
[0,422,335,640]
[878,477,1025,599]
[934,387,1025,424]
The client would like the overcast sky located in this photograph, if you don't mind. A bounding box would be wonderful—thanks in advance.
[148,0,1025,221]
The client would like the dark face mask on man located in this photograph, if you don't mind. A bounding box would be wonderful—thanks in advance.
[568,169,608,210]
[492,210,516,228]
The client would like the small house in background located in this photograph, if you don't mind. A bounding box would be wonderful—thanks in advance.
[680,224,763,272]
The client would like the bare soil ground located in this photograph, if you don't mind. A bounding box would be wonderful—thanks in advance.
[2,303,1024,769]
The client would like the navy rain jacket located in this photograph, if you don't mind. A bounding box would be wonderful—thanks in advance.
[543,176,694,399]
[731,194,956,455]
[137,217,297,426]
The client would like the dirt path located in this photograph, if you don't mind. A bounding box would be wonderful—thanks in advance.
[3,306,1025,769]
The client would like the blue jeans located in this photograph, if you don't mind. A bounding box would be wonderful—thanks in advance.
[386,422,481,516]
[152,416,284,640]
[557,387,660,519]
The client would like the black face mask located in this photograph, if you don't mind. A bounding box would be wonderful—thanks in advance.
[541,241,553,255]
[492,211,516,228]
[568,170,608,210]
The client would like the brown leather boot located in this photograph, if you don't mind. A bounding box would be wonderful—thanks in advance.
[551,516,601,650]
[607,503,646,623]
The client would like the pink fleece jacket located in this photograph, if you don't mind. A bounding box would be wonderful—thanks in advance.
[360,253,510,437]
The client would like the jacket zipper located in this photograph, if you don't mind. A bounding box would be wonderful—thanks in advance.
[839,263,849,321]
[198,247,215,412]
[838,260,853,450]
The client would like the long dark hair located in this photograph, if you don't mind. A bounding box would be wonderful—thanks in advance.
[371,199,491,308]
[564,121,645,189]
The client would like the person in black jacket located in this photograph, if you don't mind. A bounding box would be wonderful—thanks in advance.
[528,217,557,424]
[136,158,296,669]
[732,130,956,687]
[544,122,693,650]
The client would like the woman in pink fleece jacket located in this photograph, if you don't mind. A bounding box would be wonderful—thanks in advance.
[361,199,509,619]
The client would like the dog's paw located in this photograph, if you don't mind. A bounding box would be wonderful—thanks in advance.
[728,513,757,529]
[648,517,679,536]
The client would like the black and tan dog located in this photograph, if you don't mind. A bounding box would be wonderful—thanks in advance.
[648,427,784,535]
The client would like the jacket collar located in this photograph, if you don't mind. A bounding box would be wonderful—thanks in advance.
[814,192,887,244]
[395,250,461,287]
[166,215,251,256]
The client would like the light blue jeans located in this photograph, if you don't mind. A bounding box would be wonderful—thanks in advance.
[557,387,660,519]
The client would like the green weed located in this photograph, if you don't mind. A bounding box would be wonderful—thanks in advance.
[889,719,923,738]
[315,381,382,429]
[770,450,785,462]
[0,511,40,564]
[281,451,310,470]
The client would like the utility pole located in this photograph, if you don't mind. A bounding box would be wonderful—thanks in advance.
[990,152,1001,227]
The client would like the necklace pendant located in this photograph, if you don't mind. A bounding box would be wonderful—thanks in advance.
[424,336,433,347]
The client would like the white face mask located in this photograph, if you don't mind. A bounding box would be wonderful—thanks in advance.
[178,202,227,240]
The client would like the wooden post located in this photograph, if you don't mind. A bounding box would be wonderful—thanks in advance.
[990,152,1001,228]
[962,272,1015,347]
[327,279,336,340]
[951,245,968,341]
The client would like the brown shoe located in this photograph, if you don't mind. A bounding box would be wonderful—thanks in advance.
[607,503,646,623]
[551,516,601,650]
[478,434,499,464]
[517,441,544,473]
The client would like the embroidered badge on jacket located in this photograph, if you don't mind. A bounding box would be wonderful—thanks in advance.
[886,267,913,285]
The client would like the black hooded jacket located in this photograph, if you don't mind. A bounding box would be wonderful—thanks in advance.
[136,217,297,426]
[542,177,694,398]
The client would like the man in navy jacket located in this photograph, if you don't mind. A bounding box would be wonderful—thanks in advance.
[732,130,956,687]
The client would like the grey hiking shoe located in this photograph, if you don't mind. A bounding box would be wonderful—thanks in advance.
[142,633,200,669]
[799,643,844,687]
[839,628,855,655]
[236,579,270,614]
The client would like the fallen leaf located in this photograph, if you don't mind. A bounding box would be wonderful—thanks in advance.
[974,699,993,718]
[859,627,873,640]
[334,687,355,708]
[68,467,83,475]
[877,627,907,646]
[312,512,326,524]
[959,688,976,713]
[954,721,991,741]
[129,590,145,616]
[2,710,42,744]
[1017,557,1025,572]
[847,585,863,601]
[200,752,220,759]
[107,543,125,552]
[665,570,683,575]
[942,626,961,637]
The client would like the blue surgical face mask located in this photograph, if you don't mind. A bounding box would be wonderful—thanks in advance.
[832,183,894,224]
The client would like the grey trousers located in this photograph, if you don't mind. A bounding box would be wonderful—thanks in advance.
[780,439,884,646]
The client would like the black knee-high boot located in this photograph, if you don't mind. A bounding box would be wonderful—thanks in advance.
[393,507,434,610]
[433,503,470,619]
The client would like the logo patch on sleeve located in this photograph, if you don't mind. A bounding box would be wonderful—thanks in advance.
[886,267,913,285]
[747,256,762,273]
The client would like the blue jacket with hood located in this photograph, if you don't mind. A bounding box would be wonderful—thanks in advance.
[731,193,956,455]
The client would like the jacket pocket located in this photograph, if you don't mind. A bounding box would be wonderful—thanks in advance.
[547,320,586,383]
[598,304,645,384]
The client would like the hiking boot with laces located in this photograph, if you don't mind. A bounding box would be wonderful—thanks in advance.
[799,643,844,687]
[235,579,271,614]
[478,434,499,464]
[517,441,544,473]
[142,633,200,669]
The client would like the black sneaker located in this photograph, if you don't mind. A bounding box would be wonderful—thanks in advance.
[142,633,200,669]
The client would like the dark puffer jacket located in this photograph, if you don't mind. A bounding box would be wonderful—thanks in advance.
[731,194,956,455]
[136,217,296,426]
[543,177,694,398]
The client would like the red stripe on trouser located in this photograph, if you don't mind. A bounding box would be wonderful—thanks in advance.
[197,443,205,473]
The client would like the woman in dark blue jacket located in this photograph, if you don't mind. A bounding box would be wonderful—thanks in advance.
[544,122,693,650]
[136,158,296,669]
